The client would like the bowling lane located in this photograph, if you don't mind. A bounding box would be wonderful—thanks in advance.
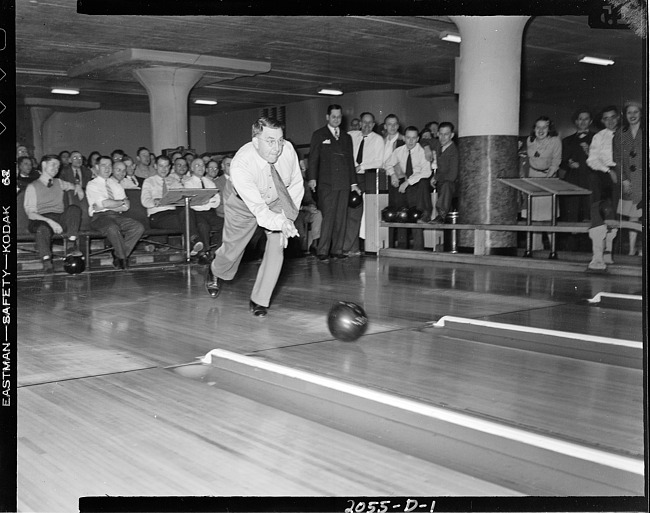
[246,328,643,458]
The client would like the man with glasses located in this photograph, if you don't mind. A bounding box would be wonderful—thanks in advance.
[205,117,304,317]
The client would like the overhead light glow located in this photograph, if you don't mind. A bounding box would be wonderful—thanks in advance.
[440,33,461,43]
[194,99,218,105]
[579,56,615,66]
[318,88,343,96]
[51,88,79,95]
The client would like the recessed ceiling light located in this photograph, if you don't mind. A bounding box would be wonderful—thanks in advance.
[440,32,461,43]
[194,99,218,105]
[318,88,343,96]
[579,56,615,66]
[51,88,79,95]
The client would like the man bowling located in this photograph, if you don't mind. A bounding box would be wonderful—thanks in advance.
[205,117,304,317]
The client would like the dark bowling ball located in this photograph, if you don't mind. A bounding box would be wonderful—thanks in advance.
[63,254,85,274]
[396,207,410,223]
[408,206,424,223]
[348,190,363,209]
[381,206,397,222]
[327,301,369,342]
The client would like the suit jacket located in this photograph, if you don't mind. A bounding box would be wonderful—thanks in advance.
[308,126,356,191]
[58,164,93,189]
[560,131,593,176]
[434,141,459,183]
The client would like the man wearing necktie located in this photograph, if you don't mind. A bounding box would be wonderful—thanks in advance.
[307,104,360,261]
[559,108,595,225]
[384,126,431,250]
[86,156,145,270]
[58,150,93,230]
[344,112,384,256]
[205,117,304,317]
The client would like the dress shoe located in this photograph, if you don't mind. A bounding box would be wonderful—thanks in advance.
[249,300,268,317]
[112,257,126,270]
[197,251,211,266]
[428,215,445,224]
[317,255,330,262]
[205,265,221,298]
[190,240,204,257]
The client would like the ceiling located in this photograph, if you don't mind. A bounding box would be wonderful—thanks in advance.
[15,2,646,117]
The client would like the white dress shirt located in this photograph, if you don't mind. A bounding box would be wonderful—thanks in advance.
[587,128,616,172]
[183,175,221,211]
[119,175,140,189]
[382,134,402,170]
[141,175,176,216]
[350,131,384,170]
[86,176,128,216]
[384,143,431,185]
[230,140,304,232]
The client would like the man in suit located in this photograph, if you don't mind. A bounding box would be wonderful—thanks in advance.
[58,150,93,230]
[429,122,459,224]
[205,117,304,317]
[560,108,594,223]
[307,104,361,262]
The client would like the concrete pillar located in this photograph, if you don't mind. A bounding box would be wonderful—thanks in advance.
[450,16,529,254]
[133,67,204,154]
[29,106,53,159]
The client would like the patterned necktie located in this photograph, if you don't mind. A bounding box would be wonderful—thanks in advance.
[200,178,205,189]
[106,179,115,200]
[406,150,413,177]
[270,164,298,221]
[356,136,365,165]
[161,176,168,197]
[334,127,340,140]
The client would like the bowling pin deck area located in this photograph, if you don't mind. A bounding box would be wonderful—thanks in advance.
[16,255,645,510]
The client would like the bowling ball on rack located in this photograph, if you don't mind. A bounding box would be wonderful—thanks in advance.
[63,253,86,274]
[327,301,369,342]
[381,206,398,222]
[348,190,363,209]
[396,207,410,223]
[408,207,424,223]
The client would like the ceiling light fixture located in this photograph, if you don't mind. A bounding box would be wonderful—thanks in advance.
[51,88,80,95]
[579,55,615,66]
[318,87,343,96]
[440,32,461,43]
[194,99,218,105]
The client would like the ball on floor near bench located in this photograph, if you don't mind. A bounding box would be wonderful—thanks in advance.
[63,253,86,274]
[327,301,369,342]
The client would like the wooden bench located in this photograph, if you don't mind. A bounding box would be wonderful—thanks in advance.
[380,220,642,257]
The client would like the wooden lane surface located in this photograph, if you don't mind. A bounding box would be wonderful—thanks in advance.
[245,328,643,458]
[17,368,519,512]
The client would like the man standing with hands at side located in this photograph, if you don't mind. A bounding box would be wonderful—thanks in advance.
[205,117,303,317]
[308,104,361,261]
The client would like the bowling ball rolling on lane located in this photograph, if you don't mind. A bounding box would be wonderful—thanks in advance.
[327,301,369,342]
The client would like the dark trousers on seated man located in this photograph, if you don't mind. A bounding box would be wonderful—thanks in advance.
[90,211,145,261]
[194,209,224,252]
[404,179,430,250]
[149,207,201,248]
[433,180,455,221]
[28,205,82,259]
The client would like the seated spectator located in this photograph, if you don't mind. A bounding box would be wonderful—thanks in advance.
[120,156,143,188]
[23,155,83,272]
[295,158,322,255]
[183,151,196,165]
[87,151,101,170]
[16,156,40,195]
[206,159,221,183]
[184,158,223,257]
[58,150,71,169]
[140,154,203,256]
[111,161,139,189]
[135,147,156,179]
[428,122,459,224]
[16,144,30,159]
[59,150,92,188]
[348,118,361,132]
[111,149,126,163]
[86,156,145,270]
[213,155,233,218]
[168,157,191,188]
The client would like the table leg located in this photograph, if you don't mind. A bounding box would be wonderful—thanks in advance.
[185,197,191,262]
[549,194,557,260]
[523,194,532,258]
